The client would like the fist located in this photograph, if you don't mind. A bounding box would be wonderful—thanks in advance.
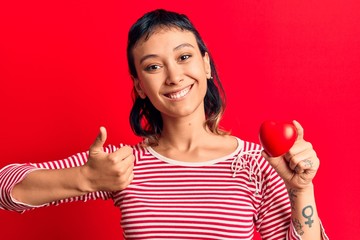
[262,121,320,190]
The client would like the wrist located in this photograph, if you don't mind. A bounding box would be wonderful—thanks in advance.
[78,165,95,193]
[286,183,314,194]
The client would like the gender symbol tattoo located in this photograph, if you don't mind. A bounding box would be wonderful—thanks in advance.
[302,205,314,228]
[303,159,313,168]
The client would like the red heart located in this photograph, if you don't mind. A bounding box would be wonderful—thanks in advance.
[259,121,298,157]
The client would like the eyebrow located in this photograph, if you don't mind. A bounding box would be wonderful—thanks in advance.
[139,43,195,64]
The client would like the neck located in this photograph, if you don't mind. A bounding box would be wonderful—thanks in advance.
[158,112,212,152]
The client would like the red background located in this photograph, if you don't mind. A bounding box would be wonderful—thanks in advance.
[1,1,359,239]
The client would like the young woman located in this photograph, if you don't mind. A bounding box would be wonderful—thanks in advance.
[0,9,328,240]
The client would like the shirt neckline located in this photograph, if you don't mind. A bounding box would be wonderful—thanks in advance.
[146,137,244,167]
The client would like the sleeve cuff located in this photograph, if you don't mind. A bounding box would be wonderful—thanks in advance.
[0,164,46,212]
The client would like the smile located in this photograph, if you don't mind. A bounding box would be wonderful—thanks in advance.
[165,85,192,100]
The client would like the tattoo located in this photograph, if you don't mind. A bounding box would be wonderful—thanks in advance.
[293,218,304,236]
[288,188,298,210]
[302,205,314,228]
[303,159,313,168]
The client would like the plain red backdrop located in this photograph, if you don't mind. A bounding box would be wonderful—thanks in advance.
[1,0,359,239]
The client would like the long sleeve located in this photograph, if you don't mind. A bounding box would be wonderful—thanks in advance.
[0,163,41,212]
[0,145,118,213]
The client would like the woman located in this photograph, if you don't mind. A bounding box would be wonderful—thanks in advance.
[0,9,328,240]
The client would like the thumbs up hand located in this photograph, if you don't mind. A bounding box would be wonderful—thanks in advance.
[80,127,135,193]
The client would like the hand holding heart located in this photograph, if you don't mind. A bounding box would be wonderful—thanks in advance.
[260,120,319,190]
[80,127,134,192]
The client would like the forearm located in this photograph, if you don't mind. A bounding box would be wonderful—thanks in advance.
[11,166,90,206]
[288,184,321,239]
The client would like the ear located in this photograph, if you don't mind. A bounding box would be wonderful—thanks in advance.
[203,52,211,79]
[132,76,147,99]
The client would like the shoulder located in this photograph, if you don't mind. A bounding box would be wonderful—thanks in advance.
[232,136,276,176]
[229,135,263,154]
[239,138,263,152]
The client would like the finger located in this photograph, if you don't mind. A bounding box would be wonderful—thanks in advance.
[118,164,134,189]
[111,154,134,180]
[121,171,134,189]
[90,126,107,152]
[284,141,313,165]
[123,160,134,177]
[287,148,314,171]
[120,154,135,170]
[109,146,133,162]
[262,150,289,174]
[294,159,316,174]
[292,120,304,141]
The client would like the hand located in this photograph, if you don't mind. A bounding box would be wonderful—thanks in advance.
[262,120,319,190]
[80,127,134,192]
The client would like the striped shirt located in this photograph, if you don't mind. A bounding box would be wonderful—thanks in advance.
[0,138,327,239]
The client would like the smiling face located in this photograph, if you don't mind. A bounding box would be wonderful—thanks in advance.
[132,27,211,120]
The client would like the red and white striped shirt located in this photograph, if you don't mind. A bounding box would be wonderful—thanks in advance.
[0,138,328,239]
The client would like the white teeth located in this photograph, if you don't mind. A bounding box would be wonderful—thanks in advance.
[167,86,191,99]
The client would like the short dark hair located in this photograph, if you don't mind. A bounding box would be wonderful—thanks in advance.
[127,9,227,142]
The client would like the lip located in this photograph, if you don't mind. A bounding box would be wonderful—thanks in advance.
[163,84,193,100]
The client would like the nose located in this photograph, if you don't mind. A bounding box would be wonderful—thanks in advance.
[165,63,184,85]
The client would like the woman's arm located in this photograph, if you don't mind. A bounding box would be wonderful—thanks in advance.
[1,127,134,210]
[287,185,322,239]
[263,121,327,239]
[11,165,93,206]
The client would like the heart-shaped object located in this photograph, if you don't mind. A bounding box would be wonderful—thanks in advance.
[259,120,298,157]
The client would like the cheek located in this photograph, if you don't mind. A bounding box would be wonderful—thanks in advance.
[191,58,208,77]
[193,65,208,84]
[139,78,161,97]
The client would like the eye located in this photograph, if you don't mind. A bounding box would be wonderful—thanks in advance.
[145,64,161,72]
[179,54,191,62]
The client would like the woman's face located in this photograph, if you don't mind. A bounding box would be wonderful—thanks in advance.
[132,27,211,120]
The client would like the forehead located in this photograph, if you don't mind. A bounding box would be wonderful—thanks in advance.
[132,27,199,57]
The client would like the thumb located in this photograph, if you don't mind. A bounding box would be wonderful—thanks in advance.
[90,126,107,152]
[292,120,304,141]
